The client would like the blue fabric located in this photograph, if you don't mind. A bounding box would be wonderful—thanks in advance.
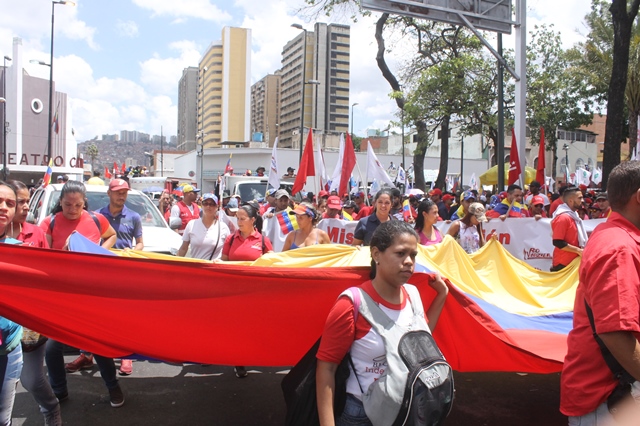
[67,232,115,256]
[97,205,143,249]
[337,394,373,426]
[492,202,509,215]
[0,344,22,425]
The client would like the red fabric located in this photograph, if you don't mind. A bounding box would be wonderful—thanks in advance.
[104,167,112,179]
[113,162,120,175]
[536,128,546,184]
[17,222,48,248]
[292,131,316,195]
[176,201,200,232]
[551,213,579,267]
[340,134,357,196]
[549,197,563,216]
[508,129,522,185]
[560,213,640,416]
[0,245,566,371]
[40,211,110,249]
[222,230,273,261]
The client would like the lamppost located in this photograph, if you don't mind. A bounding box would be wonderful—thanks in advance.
[350,102,358,138]
[400,106,405,170]
[46,1,75,165]
[197,132,207,190]
[562,143,570,184]
[2,55,10,181]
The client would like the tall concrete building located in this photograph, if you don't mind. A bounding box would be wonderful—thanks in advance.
[177,66,198,152]
[250,73,281,146]
[279,23,350,149]
[198,27,251,148]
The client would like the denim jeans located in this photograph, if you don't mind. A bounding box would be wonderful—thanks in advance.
[21,343,60,415]
[0,344,23,426]
[45,339,118,395]
[337,393,373,426]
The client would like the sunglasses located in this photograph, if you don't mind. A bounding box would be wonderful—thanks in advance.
[202,202,217,206]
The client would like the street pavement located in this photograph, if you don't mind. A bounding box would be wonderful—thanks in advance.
[12,355,567,425]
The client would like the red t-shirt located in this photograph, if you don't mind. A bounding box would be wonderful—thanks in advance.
[551,213,579,267]
[560,212,640,416]
[548,197,563,216]
[17,222,48,248]
[356,205,373,219]
[41,211,110,250]
[317,280,415,364]
[222,229,273,261]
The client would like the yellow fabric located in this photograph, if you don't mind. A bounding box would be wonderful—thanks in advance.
[479,164,537,186]
[115,235,579,317]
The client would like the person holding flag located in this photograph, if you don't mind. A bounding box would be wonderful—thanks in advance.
[486,184,529,219]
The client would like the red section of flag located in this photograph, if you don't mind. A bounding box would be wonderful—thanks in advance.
[42,159,53,188]
[113,162,120,175]
[224,155,233,174]
[508,129,522,186]
[536,128,546,184]
[292,131,316,195]
[104,167,112,179]
[339,133,357,195]
[122,163,127,175]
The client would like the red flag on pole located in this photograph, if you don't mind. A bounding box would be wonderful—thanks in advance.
[508,129,522,186]
[121,163,127,175]
[292,131,316,195]
[113,162,120,175]
[104,166,112,179]
[339,133,357,195]
[536,128,545,184]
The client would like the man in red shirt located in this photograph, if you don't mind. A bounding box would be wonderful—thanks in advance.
[560,161,640,424]
[593,192,612,219]
[354,192,373,218]
[169,184,201,235]
[550,185,586,271]
[528,195,547,220]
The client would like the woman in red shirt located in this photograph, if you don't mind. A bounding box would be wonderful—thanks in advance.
[6,180,48,247]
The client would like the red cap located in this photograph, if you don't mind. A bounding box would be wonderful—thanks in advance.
[430,188,442,196]
[108,179,130,191]
[318,190,330,198]
[530,195,544,206]
[579,184,588,191]
[442,194,455,201]
[327,195,342,209]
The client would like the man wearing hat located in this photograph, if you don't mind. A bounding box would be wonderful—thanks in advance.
[429,188,442,204]
[56,175,64,184]
[529,195,548,219]
[525,180,549,207]
[256,166,266,177]
[450,190,476,221]
[170,184,201,235]
[342,200,357,221]
[323,195,344,219]
[282,167,295,178]
[273,189,291,213]
[439,193,455,220]
[593,192,611,219]
[96,178,143,376]
[260,188,277,215]
[354,191,373,218]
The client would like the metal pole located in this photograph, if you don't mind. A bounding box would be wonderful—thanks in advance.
[401,106,405,170]
[47,1,56,164]
[161,126,164,177]
[497,34,505,191]
[2,56,10,181]
[299,29,307,160]
[460,135,464,187]
[515,0,527,187]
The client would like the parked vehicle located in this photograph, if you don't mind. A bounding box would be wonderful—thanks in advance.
[27,184,182,255]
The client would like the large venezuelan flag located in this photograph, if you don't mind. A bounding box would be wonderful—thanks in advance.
[0,236,576,372]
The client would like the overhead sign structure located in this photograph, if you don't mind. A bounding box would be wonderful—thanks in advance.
[361,0,513,34]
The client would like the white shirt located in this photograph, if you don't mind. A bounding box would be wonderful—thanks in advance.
[182,218,230,260]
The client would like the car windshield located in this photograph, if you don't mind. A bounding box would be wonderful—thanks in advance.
[237,183,267,202]
[48,191,168,228]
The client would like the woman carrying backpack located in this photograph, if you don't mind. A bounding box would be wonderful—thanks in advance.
[316,221,449,426]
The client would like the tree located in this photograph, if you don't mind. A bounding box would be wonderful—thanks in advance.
[85,143,99,172]
[526,25,593,182]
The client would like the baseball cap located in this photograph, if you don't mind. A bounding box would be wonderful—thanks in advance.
[318,190,330,198]
[108,179,130,191]
[442,194,455,201]
[274,189,291,199]
[226,198,239,212]
[256,165,266,171]
[343,200,357,209]
[182,184,201,194]
[267,188,277,197]
[530,195,544,206]
[595,192,608,201]
[289,204,316,219]
[202,193,218,205]
[287,167,295,172]
[468,202,487,222]
[56,175,64,180]
[354,191,365,199]
[327,195,342,210]
[430,188,442,196]
[461,190,476,201]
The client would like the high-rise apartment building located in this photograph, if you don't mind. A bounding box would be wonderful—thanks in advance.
[177,66,198,152]
[198,27,251,148]
[279,23,350,149]
[250,73,281,146]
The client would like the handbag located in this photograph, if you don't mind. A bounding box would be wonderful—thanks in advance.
[21,328,48,353]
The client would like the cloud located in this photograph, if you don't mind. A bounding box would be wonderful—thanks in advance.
[116,20,139,38]
[139,40,202,95]
[132,0,232,23]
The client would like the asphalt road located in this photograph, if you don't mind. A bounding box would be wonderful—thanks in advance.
[12,355,567,426]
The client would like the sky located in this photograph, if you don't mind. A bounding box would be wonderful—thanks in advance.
[0,0,592,143]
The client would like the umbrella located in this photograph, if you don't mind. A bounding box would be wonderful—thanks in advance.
[408,188,424,196]
[142,186,164,193]
[479,163,537,186]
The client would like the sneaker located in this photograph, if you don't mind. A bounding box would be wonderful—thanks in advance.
[119,359,133,376]
[109,384,125,408]
[43,406,63,426]
[65,353,94,373]
[54,390,68,403]
[234,366,248,378]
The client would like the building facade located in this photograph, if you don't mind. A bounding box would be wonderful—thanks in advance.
[279,23,350,149]
[177,66,198,152]
[198,27,251,148]
[250,73,281,146]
